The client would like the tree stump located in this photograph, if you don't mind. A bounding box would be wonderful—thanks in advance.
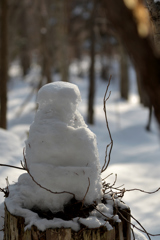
[4,205,131,240]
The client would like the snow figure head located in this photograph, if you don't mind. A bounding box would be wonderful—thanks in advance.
[20,82,102,212]
[36,82,81,124]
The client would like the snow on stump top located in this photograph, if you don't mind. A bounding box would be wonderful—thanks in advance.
[5,82,105,231]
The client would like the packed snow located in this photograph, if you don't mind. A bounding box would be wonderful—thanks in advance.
[0,58,159,240]
[5,82,108,232]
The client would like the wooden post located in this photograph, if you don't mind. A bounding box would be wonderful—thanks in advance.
[4,205,131,240]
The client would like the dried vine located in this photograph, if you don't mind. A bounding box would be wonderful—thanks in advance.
[101,75,113,173]
[0,164,24,171]
[0,77,160,240]
[101,76,160,239]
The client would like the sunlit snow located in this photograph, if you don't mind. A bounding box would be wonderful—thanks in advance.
[0,59,159,240]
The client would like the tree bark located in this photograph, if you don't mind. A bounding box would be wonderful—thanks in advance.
[101,0,160,126]
[19,4,30,77]
[4,205,131,240]
[146,0,160,55]
[40,0,52,85]
[87,1,96,125]
[55,0,69,82]
[119,44,129,100]
[0,0,8,129]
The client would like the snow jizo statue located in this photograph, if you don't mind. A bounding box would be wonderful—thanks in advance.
[5,82,105,231]
[25,81,103,209]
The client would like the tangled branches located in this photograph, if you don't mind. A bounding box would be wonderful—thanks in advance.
[0,77,160,240]
[101,77,160,239]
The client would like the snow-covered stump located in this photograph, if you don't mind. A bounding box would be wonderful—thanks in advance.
[4,82,131,240]
[4,205,131,240]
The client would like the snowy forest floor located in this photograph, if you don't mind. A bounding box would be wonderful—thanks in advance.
[0,57,160,240]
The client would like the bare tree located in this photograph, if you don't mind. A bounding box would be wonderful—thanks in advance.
[87,0,96,124]
[54,0,70,82]
[119,43,129,100]
[0,0,8,129]
[100,0,160,126]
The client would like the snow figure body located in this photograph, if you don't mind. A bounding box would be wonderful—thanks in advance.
[7,82,102,215]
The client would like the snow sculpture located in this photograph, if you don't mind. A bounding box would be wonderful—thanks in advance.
[6,82,102,216]
[4,82,127,233]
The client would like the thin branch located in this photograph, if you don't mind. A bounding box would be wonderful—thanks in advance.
[109,174,117,188]
[102,173,113,181]
[112,184,125,190]
[125,187,160,195]
[92,204,111,220]
[131,228,136,240]
[118,210,151,240]
[101,76,113,173]
[0,188,9,198]
[0,164,25,170]
[129,211,160,237]
[119,208,160,238]
[81,178,90,208]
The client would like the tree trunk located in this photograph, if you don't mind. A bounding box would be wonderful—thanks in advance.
[0,0,8,129]
[119,44,129,100]
[146,0,160,56]
[40,0,52,85]
[87,1,96,125]
[4,205,131,240]
[55,0,69,82]
[19,6,30,77]
[100,0,160,127]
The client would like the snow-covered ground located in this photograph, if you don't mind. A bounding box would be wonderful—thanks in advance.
[0,58,160,240]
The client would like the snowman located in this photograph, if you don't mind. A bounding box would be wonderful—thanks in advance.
[9,82,103,214]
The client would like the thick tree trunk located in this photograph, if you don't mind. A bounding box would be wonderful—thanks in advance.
[0,0,8,129]
[55,0,69,82]
[101,0,160,127]
[40,0,52,85]
[19,6,30,77]
[4,205,131,240]
[146,0,160,55]
[119,45,129,100]
[87,1,96,125]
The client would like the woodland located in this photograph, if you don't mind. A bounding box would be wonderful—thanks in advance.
[0,0,160,240]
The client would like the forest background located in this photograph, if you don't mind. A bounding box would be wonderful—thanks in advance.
[0,0,160,239]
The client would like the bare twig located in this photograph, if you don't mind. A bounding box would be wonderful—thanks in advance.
[102,173,113,181]
[129,211,160,237]
[101,76,113,173]
[99,74,160,239]
[109,174,117,188]
[125,187,160,195]
[112,184,125,190]
[118,207,160,238]
[81,178,90,208]
[131,228,136,240]
[118,209,151,239]
[0,177,9,197]
[92,204,111,220]
[0,164,25,171]
[0,188,9,198]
